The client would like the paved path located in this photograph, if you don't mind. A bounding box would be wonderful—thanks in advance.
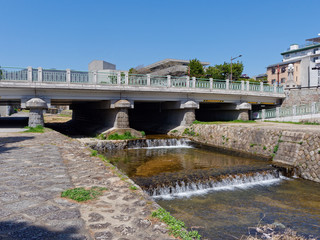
[0,130,175,240]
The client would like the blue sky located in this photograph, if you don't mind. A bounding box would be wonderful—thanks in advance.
[1,0,319,76]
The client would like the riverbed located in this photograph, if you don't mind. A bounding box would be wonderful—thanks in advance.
[104,137,320,239]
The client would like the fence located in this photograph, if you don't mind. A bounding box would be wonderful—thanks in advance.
[253,102,320,120]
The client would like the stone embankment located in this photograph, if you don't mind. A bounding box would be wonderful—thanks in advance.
[169,122,320,183]
[0,130,175,240]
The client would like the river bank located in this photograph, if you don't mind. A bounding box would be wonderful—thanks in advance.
[0,129,175,240]
[169,122,320,183]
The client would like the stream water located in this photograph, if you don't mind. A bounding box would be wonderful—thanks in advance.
[104,137,320,240]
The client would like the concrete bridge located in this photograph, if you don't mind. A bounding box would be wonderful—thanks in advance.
[0,66,285,133]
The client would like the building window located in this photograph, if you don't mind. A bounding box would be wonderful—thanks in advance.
[314,48,319,54]
[272,68,276,74]
[281,67,286,73]
[281,78,286,83]
[272,79,276,84]
[285,54,290,58]
[313,57,319,62]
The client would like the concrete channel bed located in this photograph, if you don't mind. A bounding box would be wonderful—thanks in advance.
[0,130,175,240]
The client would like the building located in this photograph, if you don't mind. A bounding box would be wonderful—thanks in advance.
[253,73,268,83]
[267,35,320,88]
[88,60,116,71]
[137,58,210,76]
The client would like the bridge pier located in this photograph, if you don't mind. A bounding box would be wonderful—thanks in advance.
[113,100,130,128]
[180,101,198,126]
[26,98,48,127]
[236,102,252,121]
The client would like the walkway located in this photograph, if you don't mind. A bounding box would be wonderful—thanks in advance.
[0,130,174,240]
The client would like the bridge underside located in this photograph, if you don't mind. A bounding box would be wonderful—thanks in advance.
[66,100,257,134]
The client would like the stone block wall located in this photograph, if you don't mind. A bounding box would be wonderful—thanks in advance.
[282,88,320,107]
[170,124,320,183]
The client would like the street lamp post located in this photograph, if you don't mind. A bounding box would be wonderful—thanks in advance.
[230,55,242,81]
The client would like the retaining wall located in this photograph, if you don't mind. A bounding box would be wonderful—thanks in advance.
[170,124,320,183]
[282,88,320,107]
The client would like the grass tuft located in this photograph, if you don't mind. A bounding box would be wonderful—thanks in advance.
[151,208,201,240]
[24,125,45,133]
[129,185,138,190]
[264,120,320,125]
[61,186,107,202]
[193,120,256,124]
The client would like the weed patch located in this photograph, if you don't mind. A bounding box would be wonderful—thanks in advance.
[183,128,196,136]
[61,186,107,202]
[91,149,98,156]
[151,208,201,240]
[24,125,44,133]
[130,185,137,190]
[108,132,137,140]
[264,120,320,125]
[193,120,256,124]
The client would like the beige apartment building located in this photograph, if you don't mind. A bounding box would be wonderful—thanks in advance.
[267,60,301,87]
[267,35,320,88]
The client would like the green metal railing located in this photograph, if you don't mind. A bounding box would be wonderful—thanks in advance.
[230,81,242,90]
[97,72,117,85]
[43,70,66,82]
[212,80,226,89]
[265,109,276,118]
[279,106,293,117]
[151,75,167,87]
[0,67,28,81]
[296,104,312,116]
[316,102,320,113]
[128,74,147,86]
[70,71,89,83]
[249,83,260,91]
[253,101,320,120]
[171,76,187,87]
[0,66,285,94]
[196,78,210,88]
[263,85,274,92]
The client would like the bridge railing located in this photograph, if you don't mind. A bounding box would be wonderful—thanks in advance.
[253,102,320,120]
[0,66,284,94]
[171,76,187,87]
[0,67,28,81]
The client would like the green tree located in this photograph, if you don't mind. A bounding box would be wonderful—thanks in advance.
[206,61,244,80]
[187,59,205,78]
[129,68,138,74]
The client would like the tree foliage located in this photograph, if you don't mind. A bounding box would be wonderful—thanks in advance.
[129,68,138,74]
[187,58,205,78]
[206,61,243,80]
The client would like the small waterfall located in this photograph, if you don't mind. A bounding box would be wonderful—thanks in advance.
[127,138,191,149]
[148,170,283,199]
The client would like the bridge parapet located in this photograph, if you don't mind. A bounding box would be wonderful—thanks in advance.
[0,66,284,95]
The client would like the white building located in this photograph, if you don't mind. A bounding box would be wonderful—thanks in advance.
[280,36,320,87]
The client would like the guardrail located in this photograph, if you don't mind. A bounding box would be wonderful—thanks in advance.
[0,66,284,94]
[253,102,320,120]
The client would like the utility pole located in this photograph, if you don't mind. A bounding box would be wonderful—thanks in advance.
[230,55,242,81]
